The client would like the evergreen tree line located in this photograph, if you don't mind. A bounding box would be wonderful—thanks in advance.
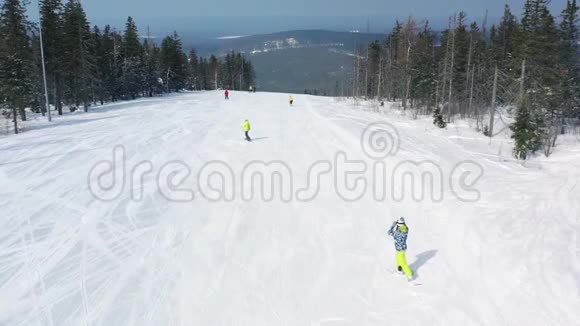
[0,0,256,134]
[352,0,578,159]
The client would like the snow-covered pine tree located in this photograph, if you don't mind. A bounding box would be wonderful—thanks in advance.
[208,55,220,90]
[450,12,470,116]
[366,41,382,100]
[29,31,45,114]
[197,57,208,90]
[517,0,561,156]
[387,21,403,102]
[243,60,256,90]
[121,17,144,99]
[0,0,34,134]
[433,107,446,128]
[465,21,487,121]
[559,0,579,120]
[491,5,518,76]
[510,97,544,159]
[40,0,65,115]
[101,26,123,102]
[185,49,198,91]
[143,37,163,97]
[62,0,94,111]
[91,25,109,104]
[160,32,187,92]
[410,21,437,112]
[121,58,144,99]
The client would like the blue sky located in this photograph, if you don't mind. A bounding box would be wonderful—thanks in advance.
[74,0,566,19]
[27,0,568,38]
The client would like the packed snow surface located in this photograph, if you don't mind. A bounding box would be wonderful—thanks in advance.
[1,91,579,325]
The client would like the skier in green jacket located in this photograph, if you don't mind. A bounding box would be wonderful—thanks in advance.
[243,119,251,141]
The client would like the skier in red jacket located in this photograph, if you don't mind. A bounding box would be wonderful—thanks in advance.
[224,90,229,100]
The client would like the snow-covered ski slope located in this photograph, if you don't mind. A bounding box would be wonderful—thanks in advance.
[1,91,579,326]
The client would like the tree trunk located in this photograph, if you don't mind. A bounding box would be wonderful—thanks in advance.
[465,34,473,117]
[56,77,63,115]
[19,108,26,121]
[365,45,369,99]
[435,79,440,109]
[377,54,383,100]
[441,18,451,112]
[353,46,359,98]
[12,107,18,135]
[489,66,498,137]
[404,77,411,110]
[469,66,476,128]
[519,59,526,105]
[447,14,456,121]
[403,39,412,110]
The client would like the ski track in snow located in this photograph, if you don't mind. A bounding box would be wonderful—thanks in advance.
[0,91,579,325]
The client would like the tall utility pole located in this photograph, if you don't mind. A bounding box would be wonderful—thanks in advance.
[38,0,51,122]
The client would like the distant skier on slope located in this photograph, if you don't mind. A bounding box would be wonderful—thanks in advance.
[243,119,251,141]
[388,217,414,281]
[225,89,229,100]
[289,95,294,106]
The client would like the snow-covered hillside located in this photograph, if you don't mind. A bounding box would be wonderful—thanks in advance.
[1,91,579,325]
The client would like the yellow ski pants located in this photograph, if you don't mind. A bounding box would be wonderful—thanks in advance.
[396,250,413,277]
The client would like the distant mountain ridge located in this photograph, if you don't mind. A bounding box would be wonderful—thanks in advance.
[190,29,385,57]
[189,30,387,94]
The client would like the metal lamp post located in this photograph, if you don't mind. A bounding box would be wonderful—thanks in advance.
[38,0,51,122]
